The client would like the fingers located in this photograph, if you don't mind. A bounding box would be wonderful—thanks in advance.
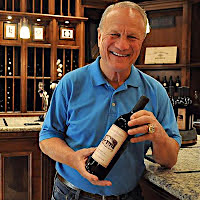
[75,148,112,186]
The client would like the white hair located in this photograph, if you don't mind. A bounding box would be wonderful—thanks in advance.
[98,1,150,36]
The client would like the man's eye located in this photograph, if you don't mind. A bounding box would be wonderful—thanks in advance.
[111,34,120,37]
[128,36,137,39]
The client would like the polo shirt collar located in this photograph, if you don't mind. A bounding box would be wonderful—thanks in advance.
[89,56,140,88]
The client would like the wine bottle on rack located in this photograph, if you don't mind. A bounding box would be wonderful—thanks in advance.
[65,49,71,73]
[175,76,181,92]
[169,76,174,87]
[85,96,149,180]
[7,46,13,76]
[7,79,13,111]
[162,76,168,92]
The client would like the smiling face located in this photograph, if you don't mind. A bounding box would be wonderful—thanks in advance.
[98,7,146,74]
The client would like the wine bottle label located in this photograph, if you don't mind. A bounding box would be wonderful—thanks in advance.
[176,83,179,87]
[92,124,128,168]
[177,108,186,130]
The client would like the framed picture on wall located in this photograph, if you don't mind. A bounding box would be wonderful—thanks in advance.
[3,23,18,40]
[33,25,45,41]
[60,27,74,40]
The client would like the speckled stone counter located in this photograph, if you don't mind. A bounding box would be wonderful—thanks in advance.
[1,117,199,199]
[0,117,43,132]
[144,135,200,200]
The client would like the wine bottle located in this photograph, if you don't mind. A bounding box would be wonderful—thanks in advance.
[85,96,149,180]
[162,76,168,92]
[7,46,13,76]
[175,76,181,92]
[65,49,71,73]
[169,76,174,87]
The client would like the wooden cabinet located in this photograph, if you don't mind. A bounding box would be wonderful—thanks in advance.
[0,131,55,200]
[0,0,87,115]
[83,0,200,97]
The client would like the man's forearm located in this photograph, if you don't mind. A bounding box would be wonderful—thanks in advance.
[39,137,75,167]
[152,134,180,168]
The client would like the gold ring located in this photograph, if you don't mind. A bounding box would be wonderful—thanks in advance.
[148,124,155,134]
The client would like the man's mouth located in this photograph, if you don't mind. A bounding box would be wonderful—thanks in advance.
[110,51,130,57]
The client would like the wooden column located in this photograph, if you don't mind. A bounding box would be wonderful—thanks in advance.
[20,40,27,113]
[181,0,191,86]
[50,19,58,80]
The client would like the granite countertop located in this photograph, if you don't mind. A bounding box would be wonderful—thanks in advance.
[0,117,199,199]
[0,117,43,132]
[144,135,200,200]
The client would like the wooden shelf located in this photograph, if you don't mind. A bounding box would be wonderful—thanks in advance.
[57,44,79,49]
[0,10,88,23]
[136,64,185,70]
[189,63,200,68]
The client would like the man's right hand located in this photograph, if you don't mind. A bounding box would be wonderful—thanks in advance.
[70,148,112,186]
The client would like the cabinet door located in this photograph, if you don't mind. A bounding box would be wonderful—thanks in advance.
[0,136,42,200]
[0,152,31,200]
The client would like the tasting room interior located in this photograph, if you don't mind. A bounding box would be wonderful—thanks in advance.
[0,0,200,200]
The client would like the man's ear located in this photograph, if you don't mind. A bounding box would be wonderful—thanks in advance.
[97,28,101,48]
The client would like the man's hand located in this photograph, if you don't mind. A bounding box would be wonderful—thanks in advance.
[127,110,167,144]
[70,148,112,186]
[39,138,112,186]
[127,110,180,168]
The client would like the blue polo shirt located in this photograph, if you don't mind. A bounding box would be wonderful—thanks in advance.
[39,56,181,196]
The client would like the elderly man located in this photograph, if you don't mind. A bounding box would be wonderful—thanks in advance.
[39,1,181,200]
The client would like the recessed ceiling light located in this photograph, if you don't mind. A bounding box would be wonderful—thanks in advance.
[65,21,69,24]
[37,18,41,22]
[7,16,12,20]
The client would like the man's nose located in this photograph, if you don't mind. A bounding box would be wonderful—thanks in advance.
[115,36,130,50]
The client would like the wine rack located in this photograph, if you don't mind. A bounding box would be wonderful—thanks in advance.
[27,0,49,13]
[57,48,79,76]
[27,47,51,111]
[0,0,87,114]
[0,45,21,112]
[0,0,20,11]
[54,0,75,16]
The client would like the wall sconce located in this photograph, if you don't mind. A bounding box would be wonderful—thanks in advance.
[20,17,30,39]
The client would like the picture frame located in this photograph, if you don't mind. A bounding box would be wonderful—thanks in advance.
[33,25,45,41]
[3,23,18,40]
[60,27,74,40]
